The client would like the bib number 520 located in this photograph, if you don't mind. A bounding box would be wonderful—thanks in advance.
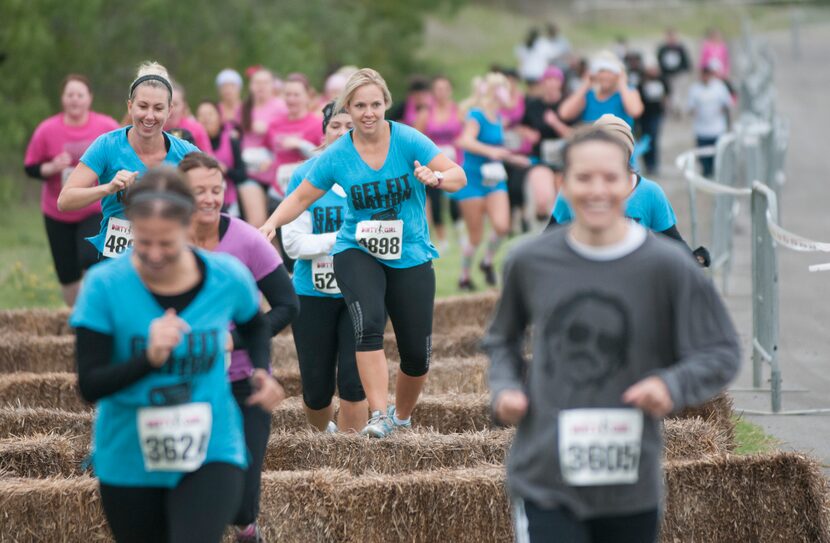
[355,220,403,260]
[312,256,340,294]
[103,217,134,258]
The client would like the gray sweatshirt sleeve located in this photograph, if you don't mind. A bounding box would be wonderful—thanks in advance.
[483,251,530,408]
[658,260,741,412]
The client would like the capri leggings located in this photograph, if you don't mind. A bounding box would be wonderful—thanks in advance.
[426,185,444,227]
[514,500,659,543]
[231,379,272,527]
[292,295,365,410]
[333,249,435,377]
[99,462,244,543]
[43,213,101,284]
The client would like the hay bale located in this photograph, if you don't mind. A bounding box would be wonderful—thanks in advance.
[0,434,87,478]
[675,392,735,442]
[0,372,86,412]
[0,476,110,542]
[0,334,75,373]
[400,356,489,395]
[0,407,92,439]
[0,308,72,336]
[430,292,499,333]
[663,452,830,542]
[663,417,734,461]
[263,429,511,474]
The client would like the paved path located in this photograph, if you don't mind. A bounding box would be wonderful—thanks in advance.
[656,20,830,466]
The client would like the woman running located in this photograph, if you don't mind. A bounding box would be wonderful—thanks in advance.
[265,73,323,197]
[71,167,285,543]
[415,75,463,251]
[57,61,199,259]
[24,74,119,305]
[452,72,529,291]
[179,152,298,542]
[166,82,212,153]
[260,68,466,438]
[195,100,246,216]
[558,50,644,128]
[238,68,287,227]
[485,127,740,543]
[216,69,244,126]
[281,102,368,433]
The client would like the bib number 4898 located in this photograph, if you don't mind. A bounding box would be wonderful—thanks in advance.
[355,220,403,260]
[103,217,134,258]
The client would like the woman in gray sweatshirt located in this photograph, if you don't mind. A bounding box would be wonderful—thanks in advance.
[483,127,740,543]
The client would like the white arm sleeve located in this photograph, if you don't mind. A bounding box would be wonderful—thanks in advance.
[281,210,338,260]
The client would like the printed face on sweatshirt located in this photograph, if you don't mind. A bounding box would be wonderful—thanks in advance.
[543,291,630,387]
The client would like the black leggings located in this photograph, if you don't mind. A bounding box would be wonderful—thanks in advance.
[426,185,444,226]
[516,500,659,543]
[333,249,435,377]
[231,379,272,526]
[99,462,245,543]
[43,213,101,284]
[292,295,365,410]
[505,162,528,211]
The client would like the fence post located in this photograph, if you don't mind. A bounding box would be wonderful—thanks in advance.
[712,136,737,293]
[751,181,781,411]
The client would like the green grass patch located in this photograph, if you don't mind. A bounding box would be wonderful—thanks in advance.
[734,417,779,455]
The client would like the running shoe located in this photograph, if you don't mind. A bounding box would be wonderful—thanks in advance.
[361,410,395,438]
[326,421,338,433]
[458,277,477,292]
[236,523,262,543]
[479,261,497,287]
[387,405,412,430]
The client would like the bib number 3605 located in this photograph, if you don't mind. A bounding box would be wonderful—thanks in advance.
[312,255,340,294]
[103,217,134,258]
[355,220,403,260]
[558,408,643,486]
[137,403,212,472]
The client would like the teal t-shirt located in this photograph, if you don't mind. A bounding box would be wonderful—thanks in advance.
[79,126,199,254]
[306,121,440,268]
[70,250,258,487]
[551,177,677,232]
[286,157,347,298]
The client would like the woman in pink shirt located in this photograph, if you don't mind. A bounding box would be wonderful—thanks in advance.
[23,74,119,305]
[239,68,287,227]
[165,82,213,153]
[196,100,247,217]
[699,28,730,78]
[265,73,323,198]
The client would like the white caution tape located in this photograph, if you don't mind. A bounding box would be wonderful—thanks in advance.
[766,212,830,253]
[808,263,830,273]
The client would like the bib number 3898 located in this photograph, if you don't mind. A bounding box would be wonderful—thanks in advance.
[355,220,403,260]
[558,408,643,486]
[137,403,212,472]
[312,255,340,294]
[103,217,134,258]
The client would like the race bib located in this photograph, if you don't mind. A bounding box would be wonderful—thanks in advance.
[102,217,134,258]
[480,162,507,187]
[503,130,523,152]
[356,220,403,260]
[276,162,302,191]
[241,147,272,172]
[558,408,643,486]
[61,167,74,186]
[137,403,212,472]
[541,139,566,166]
[643,80,666,101]
[312,255,340,294]
[663,50,681,70]
[438,144,457,162]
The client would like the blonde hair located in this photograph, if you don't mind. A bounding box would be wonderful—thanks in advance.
[130,61,172,102]
[335,68,393,113]
[460,72,508,115]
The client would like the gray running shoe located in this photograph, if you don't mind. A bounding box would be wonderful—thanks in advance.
[360,410,395,438]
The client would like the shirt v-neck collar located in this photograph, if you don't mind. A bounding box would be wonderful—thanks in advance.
[124,127,173,170]
[349,121,394,172]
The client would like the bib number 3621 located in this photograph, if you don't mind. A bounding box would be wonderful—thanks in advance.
[138,403,212,472]
[312,255,340,294]
[558,408,643,486]
[103,217,134,258]
[356,220,403,260]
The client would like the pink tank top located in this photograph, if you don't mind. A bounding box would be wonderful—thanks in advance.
[424,103,463,163]
[212,126,238,206]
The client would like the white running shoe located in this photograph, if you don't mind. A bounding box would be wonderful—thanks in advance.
[360,410,395,438]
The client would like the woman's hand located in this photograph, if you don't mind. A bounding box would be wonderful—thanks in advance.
[494,389,529,426]
[147,309,190,367]
[413,160,439,187]
[106,170,138,195]
[247,369,286,412]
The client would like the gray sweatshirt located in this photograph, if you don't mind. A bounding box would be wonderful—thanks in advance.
[483,225,740,519]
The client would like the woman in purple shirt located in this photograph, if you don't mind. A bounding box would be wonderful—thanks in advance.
[179,152,299,543]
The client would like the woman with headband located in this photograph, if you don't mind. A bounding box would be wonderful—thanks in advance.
[558,50,644,128]
[70,167,285,543]
[281,102,368,434]
[260,68,466,438]
[58,61,199,259]
[23,74,119,305]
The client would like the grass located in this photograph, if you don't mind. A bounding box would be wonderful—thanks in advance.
[734,417,779,455]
